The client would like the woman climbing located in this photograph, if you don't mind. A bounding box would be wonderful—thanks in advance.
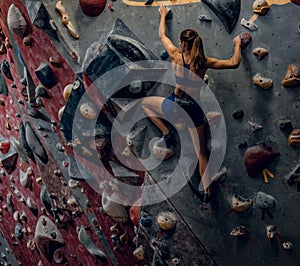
[141,5,243,201]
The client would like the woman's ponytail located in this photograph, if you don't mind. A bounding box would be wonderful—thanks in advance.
[190,35,206,73]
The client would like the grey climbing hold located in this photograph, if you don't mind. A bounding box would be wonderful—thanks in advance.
[19,121,35,162]
[35,215,65,262]
[241,18,258,31]
[26,2,59,42]
[25,122,48,164]
[40,184,53,216]
[77,226,108,263]
[7,4,28,38]
[255,191,276,209]
[35,85,49,98]
[198,15,212,22]
[20,167,34,190]
[102,191,129,223]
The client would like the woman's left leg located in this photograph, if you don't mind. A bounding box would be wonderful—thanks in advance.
[188,124,210,196]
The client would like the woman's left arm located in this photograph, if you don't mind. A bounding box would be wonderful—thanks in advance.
[159,6,178,59]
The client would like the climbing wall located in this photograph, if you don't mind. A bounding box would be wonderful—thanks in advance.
[0,0,299,265]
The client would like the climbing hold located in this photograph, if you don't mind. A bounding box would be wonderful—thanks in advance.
[241,18,258,31]
[80,102,97,119]
[63,84,73,100]
[35,215,65,262]
[253,0,270,15]
[248,121,263,132]
[266,225,277,239]
[101,190,129,223]
[0,42,6,55]
[19,121,35,162]
[79,0,106,17]
[255,191,276,209]
[14,223,23,240]
[230,226,250,237]
[232,109,244,120]
[5,38,12,49]
[231,194,253,212]
[206,112,221,126]
[244,143,279,177]
[202,0,241,33]
[23,36,31,46]
[282,241,293,250]
[129,198,141,227]
[282,64,300,88]
[58,106,65,121]
[145,0,153,5]
[48,57,61,68]
[25,122,48,164]
[240,32,252,49]
[129,79,143,94]
[253,47,268,60]
[77,226,108,263]
[288,129,300,147]
[160,50,169,60]
[140,211,153,227]
[55,1,79,39]
[53,249,65,264]
[7,4,28,38]
[198,15,212,22]
[133,245,145,260]
[26,197,38,212]
[157,211,177,230]
[0,140,10,154]
[278,119,293,132]
[1,60,13,81]
[35,63,56,88]
[108,2,114,11]
[13,211,20,222]
[252,73,273,90]
[152,142,175,161]
[35,85,48,98]
[20,167,34,189]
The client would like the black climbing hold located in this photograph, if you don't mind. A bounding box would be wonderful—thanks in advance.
[202,0,241,33]
[1,60,13,81]
[0,72,8,96]
[35,63,56,88]
[278,119,293,133]
[160,50,169,60]
[145,0,153,5]
[232,109,244,120]
[166,10,173,20]
[238,141,248,148]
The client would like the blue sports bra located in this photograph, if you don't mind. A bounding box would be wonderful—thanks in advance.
[174,53,202,87]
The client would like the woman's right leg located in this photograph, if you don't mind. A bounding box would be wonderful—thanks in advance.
[141,96,170,135]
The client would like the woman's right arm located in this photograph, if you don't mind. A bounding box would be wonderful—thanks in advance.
[206,36,242,69]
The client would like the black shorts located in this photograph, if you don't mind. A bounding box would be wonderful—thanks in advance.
[161,93,205,128]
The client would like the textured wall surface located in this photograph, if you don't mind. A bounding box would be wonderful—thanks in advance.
[0,0,299,265]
